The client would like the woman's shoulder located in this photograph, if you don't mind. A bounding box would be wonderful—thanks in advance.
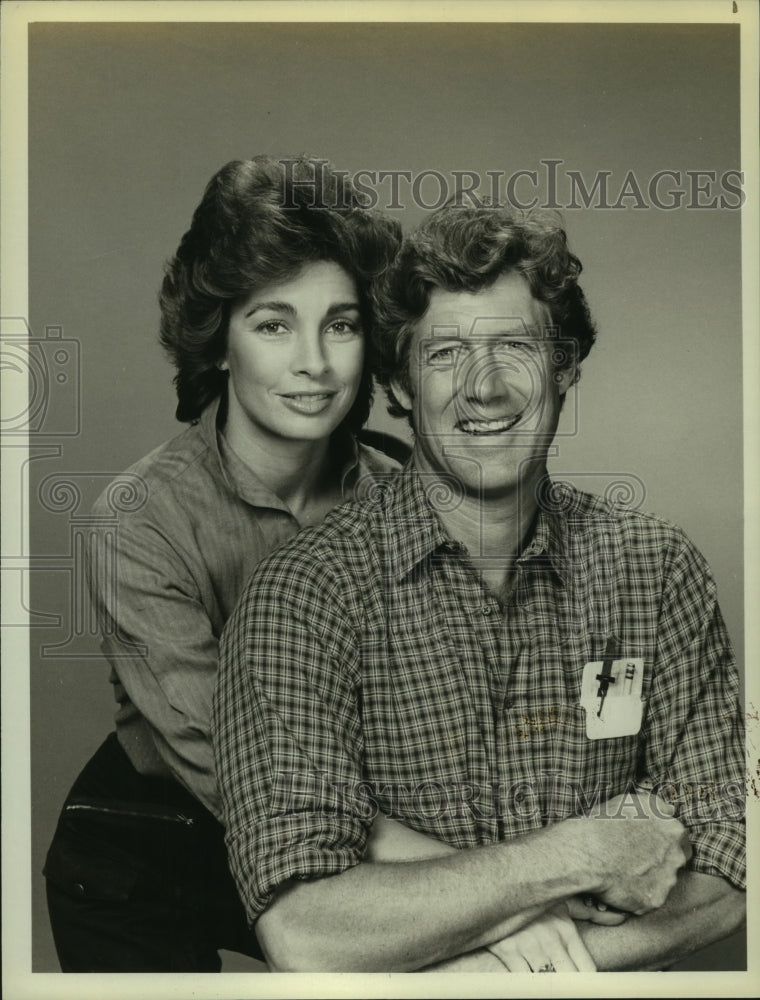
[90,420,221,524]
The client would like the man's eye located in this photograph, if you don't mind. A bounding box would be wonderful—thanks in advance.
[426,345,460,365]
[500,340,538,352]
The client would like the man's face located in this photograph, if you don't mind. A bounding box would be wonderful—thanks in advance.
[392,271,575,500]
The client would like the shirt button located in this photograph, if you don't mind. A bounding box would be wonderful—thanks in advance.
[482,605,492,615]
[73,882,85,896]
[441,540,463,554]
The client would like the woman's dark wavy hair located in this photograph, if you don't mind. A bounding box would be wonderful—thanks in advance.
[371,201,597,418]
[160,155,402,427]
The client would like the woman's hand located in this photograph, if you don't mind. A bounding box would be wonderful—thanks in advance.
[487,903,598,972]
[566,894,630,925]
[366,813,455,863]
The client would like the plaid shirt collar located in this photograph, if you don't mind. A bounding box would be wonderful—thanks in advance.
[389,466,569,583]
[197,394,362,512]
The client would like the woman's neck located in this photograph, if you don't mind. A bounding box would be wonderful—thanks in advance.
[223,417,338,512]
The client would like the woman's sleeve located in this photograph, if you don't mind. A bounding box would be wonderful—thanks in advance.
[88,512,224,818]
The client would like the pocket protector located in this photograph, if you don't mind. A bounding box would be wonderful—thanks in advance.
[580,657,645,740]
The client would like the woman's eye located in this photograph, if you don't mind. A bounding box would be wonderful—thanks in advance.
[256,320,290,335]
[326,319,361,338]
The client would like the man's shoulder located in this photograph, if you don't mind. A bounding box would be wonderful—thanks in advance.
[249,485,397,592]
[562,483,687,536]
[559,483,702,567]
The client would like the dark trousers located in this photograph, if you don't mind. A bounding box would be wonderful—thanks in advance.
[44,733,264,972]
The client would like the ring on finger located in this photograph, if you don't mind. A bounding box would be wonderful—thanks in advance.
[537,962,557,973]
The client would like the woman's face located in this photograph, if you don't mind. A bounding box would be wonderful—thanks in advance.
[222,260,365,446]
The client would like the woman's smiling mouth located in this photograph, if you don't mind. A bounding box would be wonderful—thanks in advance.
[278,391,338,415]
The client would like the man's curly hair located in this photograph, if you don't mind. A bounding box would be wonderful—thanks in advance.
[371,201,597,418]
[160,155,402,427]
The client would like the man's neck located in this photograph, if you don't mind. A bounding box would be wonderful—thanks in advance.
[425,472,543,598]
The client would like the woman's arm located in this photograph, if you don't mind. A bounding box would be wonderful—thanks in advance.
[88,516,223,817]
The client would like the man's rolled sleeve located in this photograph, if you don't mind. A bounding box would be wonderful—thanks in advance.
[214,543,370,923]
[644,530,746,889]
[227,812,368,922]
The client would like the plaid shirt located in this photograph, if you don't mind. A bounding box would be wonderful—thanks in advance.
[214,468,746,922]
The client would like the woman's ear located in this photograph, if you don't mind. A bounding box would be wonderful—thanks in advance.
[217,359,229,372]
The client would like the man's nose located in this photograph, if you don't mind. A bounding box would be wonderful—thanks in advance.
[461,348,522,404]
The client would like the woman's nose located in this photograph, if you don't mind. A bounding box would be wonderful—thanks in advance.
[293,333,330,376]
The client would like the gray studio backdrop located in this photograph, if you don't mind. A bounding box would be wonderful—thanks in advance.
[27,21,744,971]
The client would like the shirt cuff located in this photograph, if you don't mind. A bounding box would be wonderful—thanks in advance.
[229,811,369,923]
[686,822,746,890]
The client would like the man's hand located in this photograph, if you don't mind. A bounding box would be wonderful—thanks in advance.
[574,791,692,915]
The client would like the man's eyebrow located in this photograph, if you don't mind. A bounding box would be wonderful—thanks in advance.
[426,327,540,341]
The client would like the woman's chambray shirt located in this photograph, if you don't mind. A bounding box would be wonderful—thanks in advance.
[87,396,400,820]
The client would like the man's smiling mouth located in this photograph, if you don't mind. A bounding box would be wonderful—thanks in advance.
[456,414,522,436]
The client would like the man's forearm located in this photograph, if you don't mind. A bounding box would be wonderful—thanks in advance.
[258,822,596,971]
[256,797,689,972]
[578,871,745,971]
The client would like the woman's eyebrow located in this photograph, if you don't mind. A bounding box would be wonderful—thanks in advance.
[244,300,296,318]
[243,300,361,319]
[324,301,361,318]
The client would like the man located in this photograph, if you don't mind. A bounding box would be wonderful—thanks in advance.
[213,202,746,972]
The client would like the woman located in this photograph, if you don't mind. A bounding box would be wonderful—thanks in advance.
[43,155,403,972]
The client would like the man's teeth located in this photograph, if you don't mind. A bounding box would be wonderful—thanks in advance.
[457,415,521,435]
